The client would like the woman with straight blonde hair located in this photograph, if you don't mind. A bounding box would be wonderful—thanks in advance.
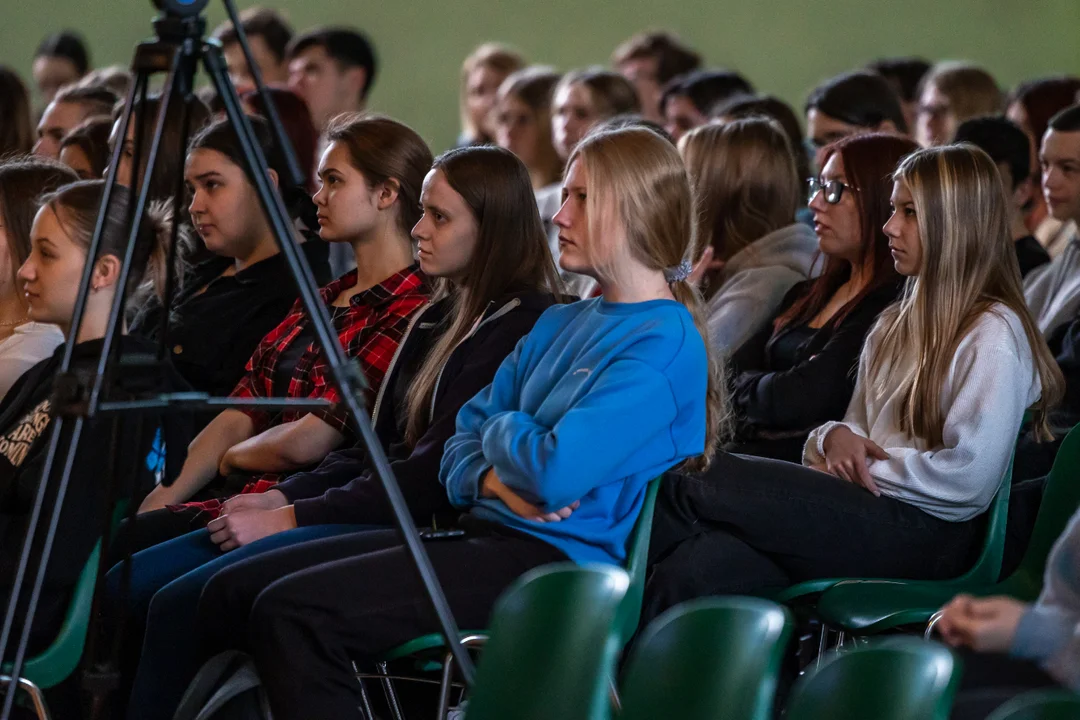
[457,42,525,147]
[189,127,718,718]
[643,143,1062,623]
[681,117,820,352]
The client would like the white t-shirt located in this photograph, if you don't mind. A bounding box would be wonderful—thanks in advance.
[0,322,64,401]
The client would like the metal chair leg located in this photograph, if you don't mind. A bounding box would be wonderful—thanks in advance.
[435,651,455,720]
[925,610,945,640]
[815,624,831,669]
[0,676,52,720]
[377,661,407,720]
[836,630,847,650]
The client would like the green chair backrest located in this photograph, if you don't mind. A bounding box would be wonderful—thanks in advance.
[784,637,961,720]
[1,541,100,690]
[1003,424,1080,600]
[951,452,1014,585]
[465,563,629,720]
[619,597,793,720]
[613,477,660,648]
[986,689,1080,720]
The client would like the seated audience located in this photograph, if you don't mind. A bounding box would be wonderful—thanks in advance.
[113,144,563,720]
[726,133,913,462]
[57,116,112,179]
[804,70,907,170]
[868,56,932,131]
[34,83,116,159]
[611,30,701,123]
[939,506,1080,719]
[681,117,819,352]
[457,43,525,147]
[1007,77,1080,257]
[75,65,133,99]
[129,116,331,404]
[916,61,1002,147]
[643,144,1062,623]
[130,114,432,546]
[32,30,89,106]
[954,116,1050,278]
[0,181,188,716]
[1024,106,1080,343]
[211,6,293,91]
[240,86,319,193]
[493,66,562,190]
[538,68,640,296]
[712,93,812,197]
[660,69,754,142]
[0,68,34,157]
[0,157,76,399]
[190,125,717,720]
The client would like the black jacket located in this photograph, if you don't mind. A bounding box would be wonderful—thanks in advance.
[0,336,191,652]
[728,279,902,452]
[274,289,559,527]
[131,239,332,400]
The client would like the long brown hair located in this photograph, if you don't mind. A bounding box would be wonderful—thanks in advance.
[775,133,916,330]
[0,68,33,157]
[871,145,1062,445]
[679,118,799,297]
[325,113,433,234]
[404,146,561,443]
[0,156,78,273]
[570,127,730,471]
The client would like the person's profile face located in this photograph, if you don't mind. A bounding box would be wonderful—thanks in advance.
[32,55,81,106]
[618,56,663,123]
[883,179,923,276]
[1040,129,1080,224]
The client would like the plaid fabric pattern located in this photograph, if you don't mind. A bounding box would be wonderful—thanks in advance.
[173,264,430,522]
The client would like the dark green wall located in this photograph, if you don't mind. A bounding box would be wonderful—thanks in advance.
[3,0,1079,152]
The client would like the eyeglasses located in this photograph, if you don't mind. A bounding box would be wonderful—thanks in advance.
[807,177,858,205]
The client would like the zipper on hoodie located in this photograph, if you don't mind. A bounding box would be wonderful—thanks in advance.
[428,298,521,423]
[370,301,433,428]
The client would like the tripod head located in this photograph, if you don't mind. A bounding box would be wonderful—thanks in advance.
[152,0,210,18]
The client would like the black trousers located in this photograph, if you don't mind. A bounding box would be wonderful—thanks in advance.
[642,452,982,625]
[950,649,1060,719]
[195,521,567,720]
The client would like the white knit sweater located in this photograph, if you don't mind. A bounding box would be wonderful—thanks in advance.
[803,304,1040,522]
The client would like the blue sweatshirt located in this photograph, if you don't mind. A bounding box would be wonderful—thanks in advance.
[440,297,707,566]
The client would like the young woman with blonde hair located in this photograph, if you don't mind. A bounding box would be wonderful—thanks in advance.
[457,43,525,147]
[539,67,641,297]
[188,127,720,719]
[644,144,1062,622]
[681,117,820,351]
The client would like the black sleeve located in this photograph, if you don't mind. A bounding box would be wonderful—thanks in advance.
[291,310,541,527]
[727,281,808,376]
[731,291,891,431]
[1054,316,1080,416]
[274,445,372,503]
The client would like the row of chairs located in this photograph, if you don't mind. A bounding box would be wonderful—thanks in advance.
[462,563,1080,720]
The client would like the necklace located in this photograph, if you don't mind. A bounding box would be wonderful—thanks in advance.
[0,316,27,328]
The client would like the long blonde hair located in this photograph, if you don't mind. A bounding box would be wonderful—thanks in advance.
[569,127,731,471]
[870,144,1062,445]
[679,118,799,295]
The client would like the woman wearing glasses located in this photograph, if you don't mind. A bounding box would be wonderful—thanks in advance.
[642,144,1061,622]
[724,133,916,462]
[680,118,819,352]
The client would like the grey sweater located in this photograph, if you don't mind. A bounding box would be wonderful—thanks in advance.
[1024,235,1080,340]
[706,222,820,353]
[1012,507,1080,690]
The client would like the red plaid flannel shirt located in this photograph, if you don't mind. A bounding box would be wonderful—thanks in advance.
[175,264,430,521]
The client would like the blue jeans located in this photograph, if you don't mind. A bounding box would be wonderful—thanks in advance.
[107,523,372,720]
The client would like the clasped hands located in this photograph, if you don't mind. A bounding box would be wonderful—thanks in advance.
[814,425,890,496]
[481,467,579,522]
[206,489,295,552]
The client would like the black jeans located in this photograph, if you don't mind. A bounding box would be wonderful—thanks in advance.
[194,520,567,720]
[950,649,1059,719]
[642,452,982,625]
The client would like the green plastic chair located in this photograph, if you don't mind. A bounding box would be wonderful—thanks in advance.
[366,478,663,718]
[785,637,961,720]
[814,424,1080,635]
[986,689,1080,720]
[618,597,792,720]
[772,451,1015,608]
[462,563,629,720]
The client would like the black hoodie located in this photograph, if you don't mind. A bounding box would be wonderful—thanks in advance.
[274,289,559,527]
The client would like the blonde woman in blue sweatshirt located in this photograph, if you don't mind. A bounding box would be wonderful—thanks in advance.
[190,126,722,720]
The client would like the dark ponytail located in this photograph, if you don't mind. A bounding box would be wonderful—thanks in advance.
[188,116,319,231]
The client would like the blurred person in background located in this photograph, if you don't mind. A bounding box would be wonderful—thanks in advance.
[457,43,525,147]
[611,30,700,123]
